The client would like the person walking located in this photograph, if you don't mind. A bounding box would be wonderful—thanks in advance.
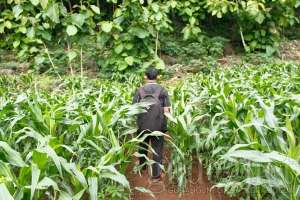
[132,67,171,182]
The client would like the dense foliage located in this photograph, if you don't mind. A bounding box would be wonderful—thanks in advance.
[1,62,299,199]
[167,62,300,199]
[0,75,159,199]
[0,0,299,72]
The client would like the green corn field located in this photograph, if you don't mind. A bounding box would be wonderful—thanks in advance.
[0,62,300,200]
[167,62,300,199]
[1,0,300,199]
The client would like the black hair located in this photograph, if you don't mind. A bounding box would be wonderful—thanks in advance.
[145,67,158,80]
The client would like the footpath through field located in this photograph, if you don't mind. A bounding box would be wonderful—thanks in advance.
[128,154,235,200]
[127,78,235,200]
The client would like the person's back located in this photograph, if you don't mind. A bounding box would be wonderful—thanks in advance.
[135,82,169,132]
[132,67,171,182]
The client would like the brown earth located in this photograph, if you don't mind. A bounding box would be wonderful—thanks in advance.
[279,40,300,63]
[128,151,236,200]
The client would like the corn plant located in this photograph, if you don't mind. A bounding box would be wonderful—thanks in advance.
[0,75,148,199]
[163,62,300,199]
[184,62,300,199]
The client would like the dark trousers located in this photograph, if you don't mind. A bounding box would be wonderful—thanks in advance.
[138,132,164,178]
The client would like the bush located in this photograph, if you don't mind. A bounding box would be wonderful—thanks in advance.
[0,0,299,72]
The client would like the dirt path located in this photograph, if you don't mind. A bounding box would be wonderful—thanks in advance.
[128,156,235,200]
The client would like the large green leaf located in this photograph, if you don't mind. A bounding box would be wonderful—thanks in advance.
[66,25,78,36]
[71,14,85,27]
[0,183,14,200]
[73,189,86,200]
[114,44,123,54]
[60,159,87,186]
[40,0,48,9]
[0,161,16,183]
[58,191,72,200]
[125,56,134,66]
[243,177,281,187]
[30,0,39,6]
[13,41,20,48]
[30,164,41,200]
[255,13,265,24]
[39,146,62,176]
[67,51,77,61]
[0,141,26,167]
[13,5,23,18]
[90,5,100,14]
[130,27,150,39]
[37,177,59,191]
[224,149,300,175]
[223,149,271,162]
[32,151,48,170]
[267,151,300,175]
[135,187,155,198]
[88,177,98,200]
[100,166,129,188]
[46,3,60,23]
[100,21,113,33]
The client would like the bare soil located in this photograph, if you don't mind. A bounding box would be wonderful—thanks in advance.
[279,40,300,63]
[128,151,236,200]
